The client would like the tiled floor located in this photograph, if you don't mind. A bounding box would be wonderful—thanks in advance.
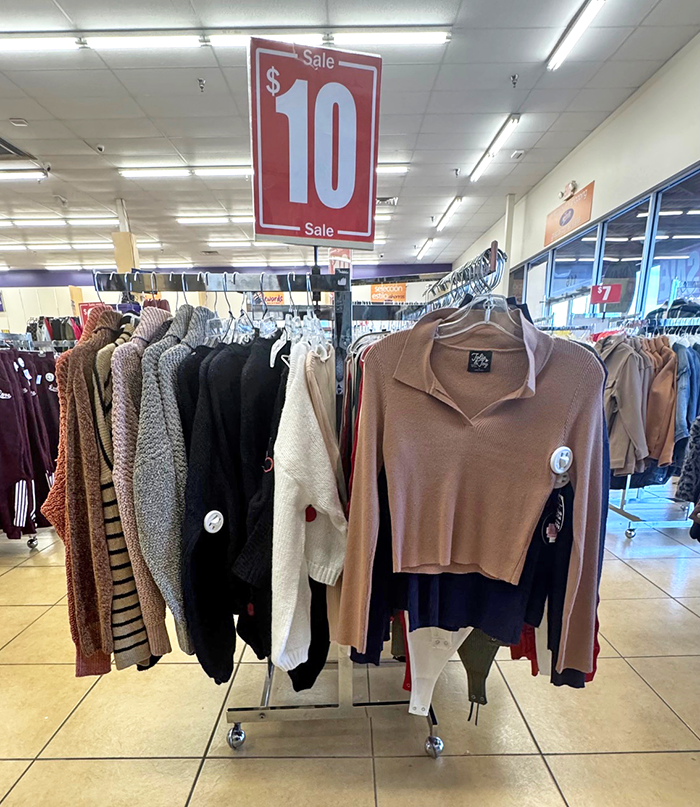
[2,492,700,806]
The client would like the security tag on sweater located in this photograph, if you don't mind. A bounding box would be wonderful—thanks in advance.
[468,350,492,373]
[204,510,224,534]
[550,446,572,488]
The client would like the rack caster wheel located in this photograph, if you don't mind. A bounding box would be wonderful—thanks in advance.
[227,724,246,750]
[27,536,38,550]
[625,528,636,539]
[424,735,444,758]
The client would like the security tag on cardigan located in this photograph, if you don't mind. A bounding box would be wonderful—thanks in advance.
[550,446,572,489]
[203,510,224,534]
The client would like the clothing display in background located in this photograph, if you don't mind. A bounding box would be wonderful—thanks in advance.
[27,315,82,344]
[0,347,58,540]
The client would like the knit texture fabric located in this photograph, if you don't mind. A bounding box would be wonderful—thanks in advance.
[271,342,348,671]
[42,303,113,676]
[93,321,153,670]
[111,307,173,657]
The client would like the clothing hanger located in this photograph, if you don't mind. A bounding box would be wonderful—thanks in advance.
[180,274,189,307]
[436,293,524,343]
[257,272,278,338]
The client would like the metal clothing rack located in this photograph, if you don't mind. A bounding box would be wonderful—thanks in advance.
[93,268,445,758]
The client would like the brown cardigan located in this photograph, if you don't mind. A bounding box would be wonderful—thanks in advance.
[336,310,605,675]
[42,303,113,676]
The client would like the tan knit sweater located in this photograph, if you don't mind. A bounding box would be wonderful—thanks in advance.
[336,310,605,675]
[42,304,113,676]
[111,307,173,658]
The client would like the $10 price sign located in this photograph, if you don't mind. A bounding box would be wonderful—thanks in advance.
[250,37,382,249]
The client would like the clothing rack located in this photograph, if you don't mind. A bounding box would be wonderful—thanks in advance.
[93,268,445,758]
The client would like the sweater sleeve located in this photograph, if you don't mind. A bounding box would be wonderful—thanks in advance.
[557,355,606,674]
[335,346,385,653]
[271,344,347,671]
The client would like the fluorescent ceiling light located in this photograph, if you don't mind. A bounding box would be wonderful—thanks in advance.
[660,210,684,216]
[619,257,642,262]
[631,234,668,241]
[333,32,449,45]
[230,215,256,223]
[27,244,72,251]
[233,261,268,267]
[602,256,620,262]
[0,221,12,227]
[555,257,576,262]
[0,244,26,251]
[547,0,606,71]
[193,167,253,177]
[672,234,700,239]
[208,35,254,47]
[71,243,113,250]
[374,239,387,245]
[470,114,520,183]
[688,210,700,215]
[0,171,47,180]
[582,236,628,242]
[208,241,250,247]
[416,238,433,260]
[374,214,392,222]
[655,255,689,260]
[137,242,162,250]
[86,35,201,50]
[45,264,82,270]
[265,34,326,46]
[436,197,462,232]
[177,216,230,225]
[376,165,409,174]
[0,37,78,52]
[67,218,119,227]
[120,168,191,178]
[13,219,65,227]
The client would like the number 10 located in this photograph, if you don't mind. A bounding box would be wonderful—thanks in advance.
[275,79,357,209]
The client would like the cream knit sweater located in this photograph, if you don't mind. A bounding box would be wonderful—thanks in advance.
[271,341,348,671]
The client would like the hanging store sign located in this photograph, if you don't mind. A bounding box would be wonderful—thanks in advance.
[370,283,406,303]
[590,282,622,305]
[544,181,595,247]
[249,37,382,250]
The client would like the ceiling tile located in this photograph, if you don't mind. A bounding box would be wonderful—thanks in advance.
[12,138,97,156]
[444,28,556,64]
[65,118,163,139]
[382,64,440,93]
[0,119,75,140]
[378,134,418,151]
[515,112,560,132]
[327,0,461,25]
[96,48,220,70]
[521,146,573,164]
[533,129,590,150]
[557,27,635,63]
[5,70,127,99]
[456,0,578,29]
[79,137,181,157]
[586,60,666,88]
[427,88,528,114]
[380,91,431,115]
[114,68,229,97]
[419,113,505,134]
[549,110,609,131]
[151,117,249,138]
[36,96,146,119]
[643,0,700,27]
[591,0,659,28]
[411,148,482,166]
[378,115,424,135]
[133,94,239,118]
[0,1,73,30]
[567,87,635,112]
[57,0,202,28]
[435,63,544,92]
[193,0,327,26]
[531,61,601,90]
[520,88,579,113]
[612,25,700,60]
[415,132,487,151]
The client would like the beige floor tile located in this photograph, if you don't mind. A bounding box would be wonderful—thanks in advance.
[604,529,698,560]
[2,759,198,807]
[0,761,29,801]
[208,662,372,757]
[0,606,74,664]
[42,664,228,758]
[18,539,65,567]
[0,666,94,758]
[160,610,244,664]
[498,657,700,753]
[190,758,375,807]
[627,557,700,596]
[629,656,700,736]
[655,526,700,552]
[367,662,537,756]
[0,567,67,606]
[0,534,58,567]
[374,755,566,807]
[547,752,700,807]
[599,560,669,599]
[595,633,620,657]
[678,597,700,617]
[598,598,700,656]
[0,606,49,650]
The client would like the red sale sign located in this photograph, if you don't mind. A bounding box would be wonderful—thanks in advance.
[250,38,381,250]
[590,283,622,305]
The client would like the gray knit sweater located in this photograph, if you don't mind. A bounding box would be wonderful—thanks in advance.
[134,304,193,652]
[134,306,214,653]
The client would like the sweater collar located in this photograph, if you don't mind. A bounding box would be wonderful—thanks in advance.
[131,307,172,347]
[394,306,553,410]
[182,306,216,349]
[162,304,193,344]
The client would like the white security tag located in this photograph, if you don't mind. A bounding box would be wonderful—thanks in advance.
[550,446,573,475]
[203,510,224,534]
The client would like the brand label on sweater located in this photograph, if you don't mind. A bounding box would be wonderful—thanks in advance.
[468,350,492,373]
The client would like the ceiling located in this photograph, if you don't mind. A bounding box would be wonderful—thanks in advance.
[0,0,698,272]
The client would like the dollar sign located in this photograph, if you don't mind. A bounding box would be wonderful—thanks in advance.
[266,66,280,96]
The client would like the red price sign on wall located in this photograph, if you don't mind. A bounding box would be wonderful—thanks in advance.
[590,283,622,304]
[250,38,382,250]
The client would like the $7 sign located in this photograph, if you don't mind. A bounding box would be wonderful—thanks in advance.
[250,38,382,249]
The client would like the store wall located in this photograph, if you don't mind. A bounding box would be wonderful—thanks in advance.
[454,31,700,291]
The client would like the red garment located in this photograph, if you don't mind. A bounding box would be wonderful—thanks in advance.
[510,624,539,675]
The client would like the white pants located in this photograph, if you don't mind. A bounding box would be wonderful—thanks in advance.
[405,613,472,716]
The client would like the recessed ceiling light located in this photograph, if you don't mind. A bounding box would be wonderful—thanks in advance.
[120,168,191,179]
[547,0,606,71]
[416,238,433,260]
[86,35,202,50]
[9,119,28,127]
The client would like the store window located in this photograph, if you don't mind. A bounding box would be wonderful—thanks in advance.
[549,226,598,301]
[645,170,700,315]
[596,198,650,317]
[525,257,547,322]
[507,266,524,301]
